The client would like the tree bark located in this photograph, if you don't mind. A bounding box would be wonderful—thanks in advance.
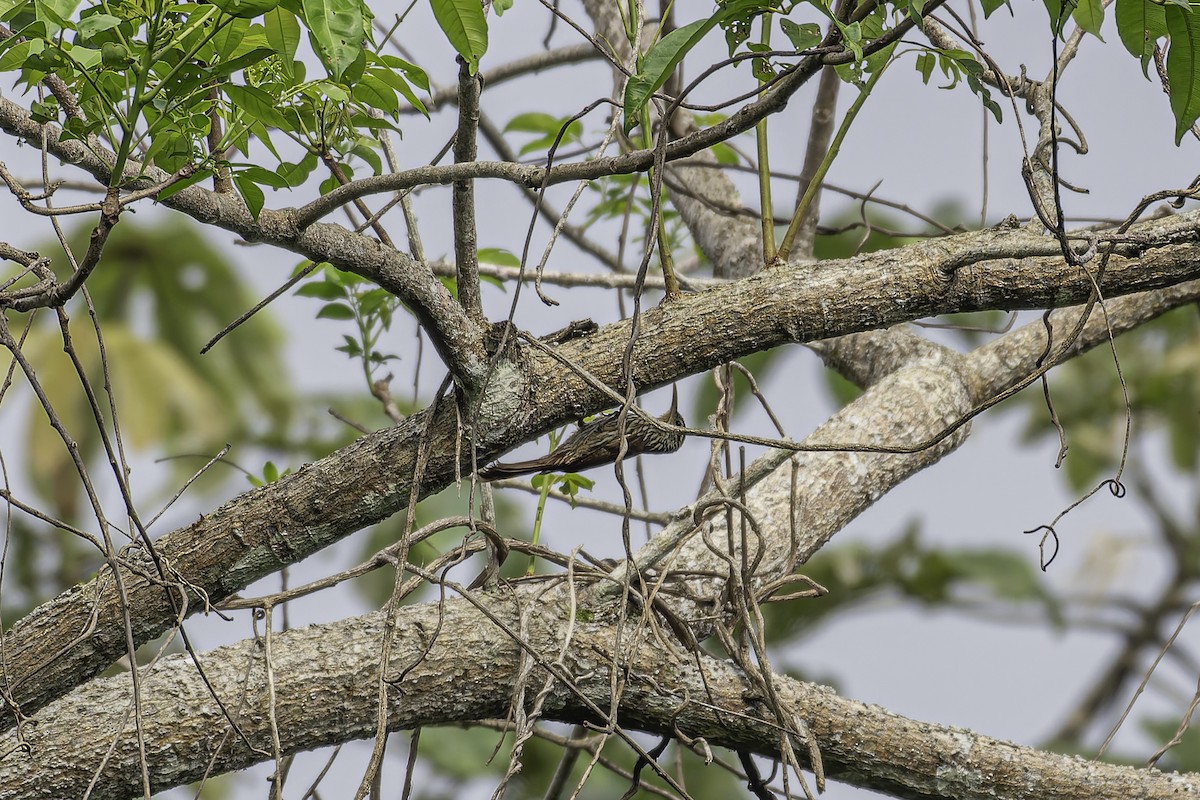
[3,597,1195,800]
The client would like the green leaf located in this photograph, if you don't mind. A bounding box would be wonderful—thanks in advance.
[295,279,347,299]
[224,83,289,129]
[211,15,248,58]
[978,0,1010,16]
[1043,0,1077,37]
[505,111,565,135]
[208,46,276,79]
[623,19,708,133]
[1116,0,1167,75]
[29,98,57,123]
[335,335,362,356]
[75,13,121,38]
[308,78,348,103]
[558,472,594,492]
[235,165,291,189]
[1166,3,1200,143]
[624,2,771,132]
[478,247,520,267]
[0,21,43,65]
[211,0,281,19]
[156,168,213,202]
[504,111,582,155]
[33,0,76,31]
[915,51,936,84]
[234,174,265,218]
[247,119,283,160]
[348,139,383,174]
[370,64,428,116]
[316,302,355,320]
[278,153,318,186]
[0,40,36,72]
[966,74,1003,123]
[428,0,487,74]
[1071,0,1105,40]
[379,53,430,91]
[779,19,821,51]
[318,162,352,194]
[264,5,301,61]
[840,20,864,60]
[352,72,398,114]
[146,129,196,172]
[304,0,362,79]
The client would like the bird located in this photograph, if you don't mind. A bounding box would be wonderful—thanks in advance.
[479,388,685,480]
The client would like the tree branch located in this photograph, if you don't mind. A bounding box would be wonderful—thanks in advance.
[3,597,1194,799]
[0,98,491,390]
[5,212,1200,731]
[452,60,484,321]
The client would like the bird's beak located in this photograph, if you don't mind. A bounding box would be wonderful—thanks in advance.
[668,384,678,417]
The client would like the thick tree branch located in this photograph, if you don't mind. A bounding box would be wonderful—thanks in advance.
[3,597,1194,799]
[5,217,1200,732]
[610,281,1200,624]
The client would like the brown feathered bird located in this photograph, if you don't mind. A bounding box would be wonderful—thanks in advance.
[479,389,685,480]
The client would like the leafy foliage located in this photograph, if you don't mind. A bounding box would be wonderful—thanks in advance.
[0,0,429,212]
[766,524,1061,642]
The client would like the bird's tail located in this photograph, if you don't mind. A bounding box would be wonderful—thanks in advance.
[478,460,546,481]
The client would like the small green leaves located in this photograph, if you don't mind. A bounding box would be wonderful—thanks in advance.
[504,111,583,155]
[248,460,292,486]
[429,0,487,74]
[531,472,594,507]
[914,48,1003,123]
[298,265,401,370]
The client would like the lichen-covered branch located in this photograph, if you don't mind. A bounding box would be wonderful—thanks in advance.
[3,598,1193,800]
